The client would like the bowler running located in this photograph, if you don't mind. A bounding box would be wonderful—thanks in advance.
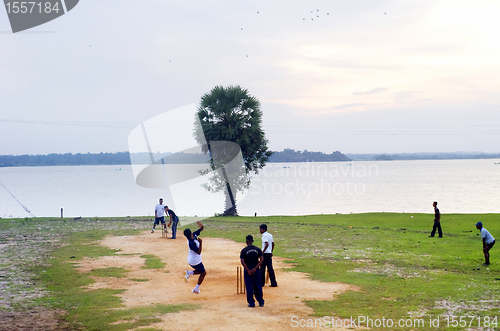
[183,221,206,294]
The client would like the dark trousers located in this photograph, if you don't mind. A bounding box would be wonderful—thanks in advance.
[171,217,179,238]
[261,253,277,286]
[244,268,264,306]
[430,221,442,237]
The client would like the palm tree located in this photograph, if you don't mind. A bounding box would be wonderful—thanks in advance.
[194,85,273,215]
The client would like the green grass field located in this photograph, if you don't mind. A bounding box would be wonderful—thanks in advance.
[0,213,498,330]
[202,213,500,330]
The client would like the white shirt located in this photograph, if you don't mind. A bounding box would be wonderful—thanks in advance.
[155,204,165,218]
[261,231,274,254]
[481,228,495,244]
[187,239,202,266]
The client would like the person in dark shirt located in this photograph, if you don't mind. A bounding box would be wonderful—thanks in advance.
[429,201,443,238]
[165,206,179,239]
[240,235,265,308]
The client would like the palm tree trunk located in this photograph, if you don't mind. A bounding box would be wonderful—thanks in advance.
[221,165,237,216]
[206,141,237,216]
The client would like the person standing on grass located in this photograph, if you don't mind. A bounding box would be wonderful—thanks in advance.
[165,206,179,239]
[183,221,206,294]
[240,235,265,308]
[259,224,278,287]
[429,201,442,238]
[152,198,167,234]
[476,222,495,266]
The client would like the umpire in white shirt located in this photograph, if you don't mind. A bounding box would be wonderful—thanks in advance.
[259,224,278,287]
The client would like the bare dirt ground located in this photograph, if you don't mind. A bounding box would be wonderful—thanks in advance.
[76,230,360,330]
[0,309,67,331]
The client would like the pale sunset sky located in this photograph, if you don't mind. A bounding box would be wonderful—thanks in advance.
[1,0,499,155]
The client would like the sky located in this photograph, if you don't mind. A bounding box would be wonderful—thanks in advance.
[1,0,500,155]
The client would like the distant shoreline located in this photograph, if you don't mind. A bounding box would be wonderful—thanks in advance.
[2,211,500,220]
[1,150,499,167]
[346,152,500,161]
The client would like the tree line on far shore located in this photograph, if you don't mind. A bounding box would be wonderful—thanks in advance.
[0,149,351,167]
[0,152,132,167]
[347,152,500,161]
[3,149,500,168]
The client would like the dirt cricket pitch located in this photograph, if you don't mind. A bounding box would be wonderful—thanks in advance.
[73,231,359,330]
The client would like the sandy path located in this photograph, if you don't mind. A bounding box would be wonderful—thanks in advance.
[77,231,360,330]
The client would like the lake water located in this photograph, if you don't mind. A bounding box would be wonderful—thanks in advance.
[1,159,499,218]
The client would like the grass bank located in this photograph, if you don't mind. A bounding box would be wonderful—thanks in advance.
[0,217,197,330]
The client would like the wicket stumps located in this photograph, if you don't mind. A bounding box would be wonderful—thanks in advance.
[161,227,167,238]
[236,266,245,294]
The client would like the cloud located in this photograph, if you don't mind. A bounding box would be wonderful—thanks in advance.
[353,88,389,96]
[393,91,424,103]
[329,103,367,110]
[308,103,368,115]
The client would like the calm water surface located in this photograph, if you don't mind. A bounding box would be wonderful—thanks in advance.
[1,159,499,218]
